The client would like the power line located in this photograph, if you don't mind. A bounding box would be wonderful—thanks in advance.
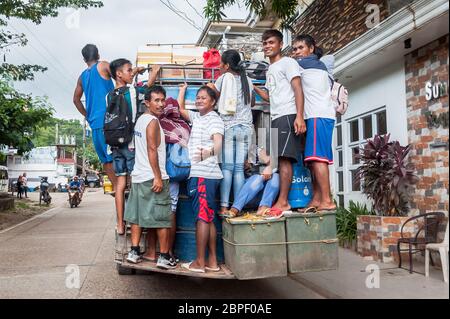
[20,22,79,80]
[8,23,76,91]
[159,0,203,32]
[185,0,205,20]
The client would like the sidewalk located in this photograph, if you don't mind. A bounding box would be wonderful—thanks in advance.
[291,248,449,299]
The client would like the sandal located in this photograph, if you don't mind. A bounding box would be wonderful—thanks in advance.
[298,206,317,214]
[257,207,271,216]
[181,262,205,273]
[205,265,221,272]
[264,207,284,219]
[218,210,237,219]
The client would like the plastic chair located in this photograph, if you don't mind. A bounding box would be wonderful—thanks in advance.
[425,220,449,283]
[397,212,445,273]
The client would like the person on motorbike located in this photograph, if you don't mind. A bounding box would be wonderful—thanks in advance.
[40,177,52,204]
[67,176,82,202]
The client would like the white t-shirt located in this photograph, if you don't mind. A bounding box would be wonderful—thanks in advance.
[299,66,336,120]
[188,110,224,179]
[131,113,169,183]
[215,73,254,130]
[266,57,302,120]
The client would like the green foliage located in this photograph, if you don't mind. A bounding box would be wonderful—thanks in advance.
[204,0,299,27]
[356,134,419,216]
[0,79,53,154]
[0,0,103,154]
[336,201,375,245]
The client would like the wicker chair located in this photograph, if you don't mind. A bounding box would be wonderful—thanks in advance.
[397,212,446,273]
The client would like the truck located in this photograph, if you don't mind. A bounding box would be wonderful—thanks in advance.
[114,63,338,280]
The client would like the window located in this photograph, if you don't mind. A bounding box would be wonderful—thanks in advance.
[376,110,387,135]
[350,120,359,142]
[362,115,373,139]
[334,106,387,199]
[351,170,361,192]
[14,157,22,164]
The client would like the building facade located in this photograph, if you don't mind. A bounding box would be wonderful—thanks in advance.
[293,0,448,215]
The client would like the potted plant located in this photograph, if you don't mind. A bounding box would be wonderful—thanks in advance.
[355,134,419,263]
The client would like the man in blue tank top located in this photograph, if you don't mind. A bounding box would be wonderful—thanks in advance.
[73,44,116,191]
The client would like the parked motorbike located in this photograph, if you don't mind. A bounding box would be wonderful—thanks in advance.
[68,186,81,208]
[39,177,52,205]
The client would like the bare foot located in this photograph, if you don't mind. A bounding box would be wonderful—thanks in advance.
[307,200,320,208]
[272,202,291,212]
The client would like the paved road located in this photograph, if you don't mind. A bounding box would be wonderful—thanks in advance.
[0,189,323,299]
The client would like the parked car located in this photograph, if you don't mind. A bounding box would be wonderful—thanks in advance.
[86,174,100,188]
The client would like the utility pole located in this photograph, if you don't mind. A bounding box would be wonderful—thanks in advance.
[82,117,86,178]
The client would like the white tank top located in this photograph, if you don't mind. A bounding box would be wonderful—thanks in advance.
[131,113,168,183]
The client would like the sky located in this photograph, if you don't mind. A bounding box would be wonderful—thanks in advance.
[6,0,247,122]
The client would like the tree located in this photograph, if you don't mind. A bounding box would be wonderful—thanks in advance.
[204,0,299,28]
[0,0,103,155]
[32,117,102,171]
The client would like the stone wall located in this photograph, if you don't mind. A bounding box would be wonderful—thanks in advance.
[357,216,417,263]
[293,0,390,53]
[405,35,449,216]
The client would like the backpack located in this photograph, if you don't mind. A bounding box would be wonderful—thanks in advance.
[166,143,190,182]
[243,61,269,80]
[104,86,143,147]
[329,76,349,115]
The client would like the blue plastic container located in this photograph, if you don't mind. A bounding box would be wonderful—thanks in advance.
[288,158,313,209]
[174,198,224,263]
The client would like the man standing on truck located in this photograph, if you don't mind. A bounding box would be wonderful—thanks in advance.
[73,44,117,193]
[254,29,306,218]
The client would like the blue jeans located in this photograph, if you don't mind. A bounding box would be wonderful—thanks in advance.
[220,125,253,208]
[111,146,135,176]
[231,173,280,211]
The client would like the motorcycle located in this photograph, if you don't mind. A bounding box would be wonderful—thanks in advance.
[39,177,52,205]
[68,186,81,208]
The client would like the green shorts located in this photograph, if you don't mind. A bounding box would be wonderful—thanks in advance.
[124,179,171,228]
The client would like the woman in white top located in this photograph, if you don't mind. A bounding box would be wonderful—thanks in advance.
[178,85,225,273]
[207,49,254,217]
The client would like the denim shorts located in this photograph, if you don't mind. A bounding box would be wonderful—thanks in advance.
[112,146,135,176]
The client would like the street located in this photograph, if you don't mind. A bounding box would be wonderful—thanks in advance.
[0,189,323,299]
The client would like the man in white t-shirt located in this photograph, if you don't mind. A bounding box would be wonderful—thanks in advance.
[254,29,306,217]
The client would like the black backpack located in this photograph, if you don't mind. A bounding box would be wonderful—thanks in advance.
[243,61,269,80]
[104,87,138,147]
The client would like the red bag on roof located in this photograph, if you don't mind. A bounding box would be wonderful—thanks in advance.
[203,48,221,80]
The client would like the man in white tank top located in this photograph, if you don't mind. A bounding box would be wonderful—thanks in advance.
[124,86,176,269]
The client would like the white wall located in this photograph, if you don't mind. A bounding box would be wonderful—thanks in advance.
[331,58,408,207]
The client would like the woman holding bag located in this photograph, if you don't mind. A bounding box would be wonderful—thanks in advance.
[207,49,254,218]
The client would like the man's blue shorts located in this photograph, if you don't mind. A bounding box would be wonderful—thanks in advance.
[304,118,335,165]
[92,128,113,164]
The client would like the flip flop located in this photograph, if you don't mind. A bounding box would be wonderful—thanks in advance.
[181,262,205,273]
[298,206,317,214]
[317,207,337,213]
[264,206,284,219]
[205,266,221,272]
[218,210,237,219]
[257,207,271,216]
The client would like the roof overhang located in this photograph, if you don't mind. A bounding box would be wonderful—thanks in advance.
[334,0,449,85]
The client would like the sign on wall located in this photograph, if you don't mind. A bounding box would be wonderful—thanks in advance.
[425,81,448,101]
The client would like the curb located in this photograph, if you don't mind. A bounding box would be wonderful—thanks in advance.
[0,204,64,235]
